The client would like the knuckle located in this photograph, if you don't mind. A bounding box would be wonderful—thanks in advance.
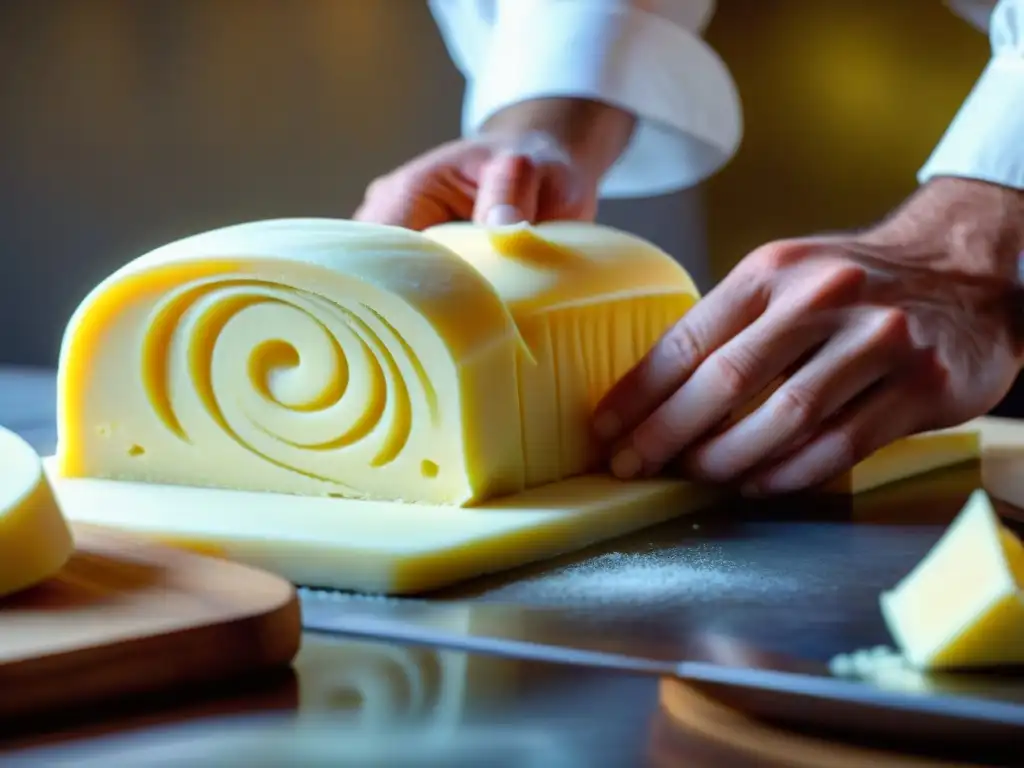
[873,307,912,347]
[633,419,682,466]
[798,262,867,311]
[710,351,754,400]
[775,383,821,431]
[661,321,704,370]
[493,153,536,183]
[750,240,803,272]
[823,261,868,292]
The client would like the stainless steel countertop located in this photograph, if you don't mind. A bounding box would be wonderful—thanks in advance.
[4,365,1023,757]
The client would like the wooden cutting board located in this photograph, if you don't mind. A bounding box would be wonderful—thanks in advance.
[0,523,301,720]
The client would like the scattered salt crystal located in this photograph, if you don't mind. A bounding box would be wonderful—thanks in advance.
[483,550,802,608]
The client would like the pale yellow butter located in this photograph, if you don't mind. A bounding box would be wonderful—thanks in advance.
[424,222,698,485]
[56,218,700,507]
[880,489,1024,669]
[57,219,525,506]
[0,426,75,597]
[44,460,717,594]
[827,428,981,494]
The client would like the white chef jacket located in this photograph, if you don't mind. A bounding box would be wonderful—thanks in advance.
[428,0,1024,198]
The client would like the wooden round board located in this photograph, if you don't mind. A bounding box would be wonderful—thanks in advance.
[654,678,981,768]
[0,523,301,720]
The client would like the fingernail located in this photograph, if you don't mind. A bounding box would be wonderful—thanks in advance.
[485,204,524,227]
[611,448,643,480]
[593,411,621,441]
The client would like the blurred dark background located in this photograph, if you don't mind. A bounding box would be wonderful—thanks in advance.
[0,1,996,375]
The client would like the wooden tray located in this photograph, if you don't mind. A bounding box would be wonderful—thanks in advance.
[0,523,301,719]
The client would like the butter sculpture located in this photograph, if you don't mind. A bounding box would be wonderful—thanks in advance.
[880,489,1024,669]
[0,426,75,597]
[56,219,697,506]
[49,219,714,592]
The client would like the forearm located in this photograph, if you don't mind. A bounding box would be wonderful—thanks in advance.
[480,97,637,184]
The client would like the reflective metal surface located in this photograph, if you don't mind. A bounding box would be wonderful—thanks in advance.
[3,366,1024,758]
[3,634,1019,767]
[3,634,659,766]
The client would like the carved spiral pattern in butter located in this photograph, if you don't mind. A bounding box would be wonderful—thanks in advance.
[141,277,438,491]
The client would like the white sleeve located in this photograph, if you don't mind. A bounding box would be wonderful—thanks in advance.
[918,0,1024,189]
[427,0,743,199]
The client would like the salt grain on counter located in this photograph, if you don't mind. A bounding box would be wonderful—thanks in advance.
[484,551,801,608]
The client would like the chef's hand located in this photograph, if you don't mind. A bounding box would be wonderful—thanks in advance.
[593,177,1024,495]
[354,97,635,230]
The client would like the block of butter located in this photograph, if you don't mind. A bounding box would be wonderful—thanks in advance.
[48,219,716,592]
[0,426,75,598]
[55,219,698,507]
[880,489,1024,669]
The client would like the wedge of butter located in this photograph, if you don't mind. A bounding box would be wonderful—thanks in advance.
[55,218,699,506]
[0,426,75,597]
[880,489,1024,669]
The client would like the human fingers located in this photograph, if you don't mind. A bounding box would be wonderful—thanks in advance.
[353,168,475,230]
[479,129,593,222]
[354,142,481,229]
[740,374,930,495]
[607,291,835,480]
[591,261,770,448]
[473,152,541,226]
[599,254,868,478]
[680,307,913,483]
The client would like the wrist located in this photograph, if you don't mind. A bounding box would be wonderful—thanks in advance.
[863,177,1024,281]
[480,97,637,184]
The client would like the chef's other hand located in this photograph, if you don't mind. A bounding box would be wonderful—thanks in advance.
[354,97,635,230]
[593,177,1024,495]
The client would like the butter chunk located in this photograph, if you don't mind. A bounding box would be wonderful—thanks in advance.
[880,489,1024,669]
[45,461,716,594]
[56,219,525,506]
[0,426,75,597]
[826,428,981,494]
[424,222,700,485]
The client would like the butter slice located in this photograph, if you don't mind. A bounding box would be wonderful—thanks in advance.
[44,459,716,595]
[880,489,1024,669]
[826,428,981,494]
[56,219,524,506]
[0,427,75,597]
[424,222,699,485]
